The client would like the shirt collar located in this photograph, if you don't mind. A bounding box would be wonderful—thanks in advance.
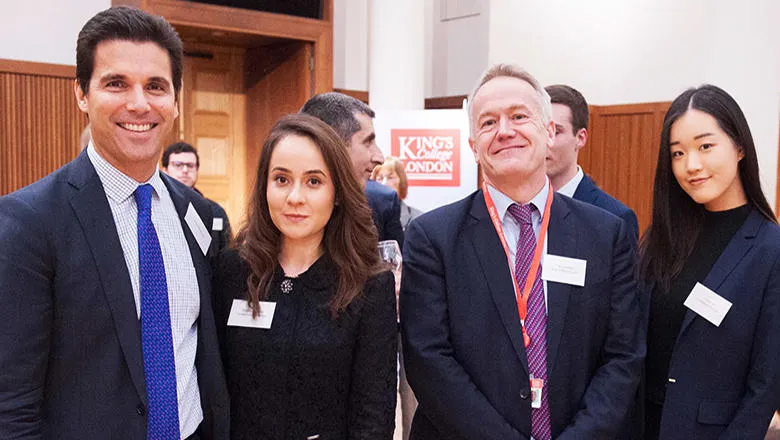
[556,166,584,198]
[87,142,166,202]
[487,178,550,221]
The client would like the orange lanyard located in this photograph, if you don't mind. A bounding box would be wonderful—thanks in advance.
[482,180,553,347]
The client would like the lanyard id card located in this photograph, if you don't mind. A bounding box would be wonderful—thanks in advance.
[530,376,544,409]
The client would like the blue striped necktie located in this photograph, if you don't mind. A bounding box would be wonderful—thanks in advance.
[135,184,180,440]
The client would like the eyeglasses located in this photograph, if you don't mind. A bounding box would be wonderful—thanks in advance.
[169,161,198,171]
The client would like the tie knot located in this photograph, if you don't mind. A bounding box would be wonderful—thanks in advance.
[507,203,534,226]
[134,184,153,213]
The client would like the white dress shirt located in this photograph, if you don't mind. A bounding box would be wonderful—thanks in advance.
[486,180,550,310]
[556,166,584,198]
[88,144,203,437]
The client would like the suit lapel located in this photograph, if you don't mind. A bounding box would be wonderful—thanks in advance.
[162,174,211,301]
[469,192,529,374]
[677,210,762,338]
[66,151,147,404]
[544,195,574,370]
[163,173,214,364]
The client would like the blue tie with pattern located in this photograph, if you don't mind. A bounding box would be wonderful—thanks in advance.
[135,184,180,440]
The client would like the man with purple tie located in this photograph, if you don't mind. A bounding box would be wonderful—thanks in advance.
[0,7,228,439]
[399,64,645,439]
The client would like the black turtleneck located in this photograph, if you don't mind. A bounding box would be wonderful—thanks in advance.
[644,204,751,438]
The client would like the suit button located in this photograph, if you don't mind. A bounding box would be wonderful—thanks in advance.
[136,404,146,416]
[520,388,530,399]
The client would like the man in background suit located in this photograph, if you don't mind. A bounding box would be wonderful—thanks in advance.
[162,142,232,251]
[301,92,404,245]
[0,7,228,439]
[400,64,644,439]
[544,84,639,239]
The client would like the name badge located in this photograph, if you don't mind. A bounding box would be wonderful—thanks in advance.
[185,203,212,255]
[684,282,732,327]
[227,299,276,329]
[541,254,587,286]
[212,217,224,231]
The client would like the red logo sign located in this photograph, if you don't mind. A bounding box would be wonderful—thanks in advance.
[391,129,460,187]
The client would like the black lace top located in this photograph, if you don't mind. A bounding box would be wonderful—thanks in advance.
[213,249,398,440]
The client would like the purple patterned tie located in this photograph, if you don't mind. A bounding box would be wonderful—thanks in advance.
[507,203,551,440]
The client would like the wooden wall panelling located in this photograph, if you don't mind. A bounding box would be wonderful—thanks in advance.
[583,102,670,234]
[245,42,312,191]
[1,61,86,196]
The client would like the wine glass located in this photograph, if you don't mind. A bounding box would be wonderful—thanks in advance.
[378,240,403,312]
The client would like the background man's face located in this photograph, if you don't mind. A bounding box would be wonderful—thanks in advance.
[164,151,199,187]
[469,76,554,188]
[75,40,178,179]
[547,103,586,182]
[348,112,384,186]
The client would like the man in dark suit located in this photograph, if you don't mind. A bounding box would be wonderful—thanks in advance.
[545,84,639,240]
[400,64,644,439]
[0,7,228,439]
[162,142,233,250]
[301,92,404,245]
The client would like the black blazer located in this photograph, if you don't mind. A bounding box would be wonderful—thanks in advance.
[647,210,780,439]
[366,180,405,245]
[573,174,639,240]
[400,190,645,439]
[0,150,229,439]
[213,250,398,440]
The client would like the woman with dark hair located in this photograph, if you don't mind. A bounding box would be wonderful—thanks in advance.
[372,156,422,231]
[214,114,397,440]
[639,84,780,439]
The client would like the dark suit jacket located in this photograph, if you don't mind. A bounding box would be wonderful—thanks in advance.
[647,210,780,439]
[366,180,404,245]
[573,174,639,240]
[400,190,644,439]
[193,188,232,251]
[0,150,229,439]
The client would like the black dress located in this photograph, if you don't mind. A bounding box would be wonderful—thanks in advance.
[213,249,398,440]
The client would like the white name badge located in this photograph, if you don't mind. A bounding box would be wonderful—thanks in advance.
[185,203,212,256]
[227,299,276,329]
[212,217,224,231]
[684,282,732,327]
[541,254,587,286]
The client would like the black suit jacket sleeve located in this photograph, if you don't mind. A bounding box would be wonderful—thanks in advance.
[722,253,780,439]
[401,219,526,440]
[385,193,405,246]
[557,219,645,439]
[0,194,52,439]
[348,271,398,439]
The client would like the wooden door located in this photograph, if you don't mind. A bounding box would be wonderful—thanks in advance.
[180,43,247,229]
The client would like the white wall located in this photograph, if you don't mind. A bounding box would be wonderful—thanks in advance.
[1,1,109,65]
[429,0,490,97]
[333,0,369,91]
[488,0,780,206]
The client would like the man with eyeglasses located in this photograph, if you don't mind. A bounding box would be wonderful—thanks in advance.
[163,142,232,250]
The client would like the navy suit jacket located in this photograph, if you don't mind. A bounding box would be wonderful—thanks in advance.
[0,150,229,439]
[573,174,639,240]
[400,190,644,439]
[647,210,780,439]
[366,179,404,245]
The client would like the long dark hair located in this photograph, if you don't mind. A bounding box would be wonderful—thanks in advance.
[237,114,383,317]
[639,84,775,291]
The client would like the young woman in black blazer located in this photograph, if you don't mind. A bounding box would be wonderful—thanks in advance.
[639,85,780,439]
[214,114,397,440]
